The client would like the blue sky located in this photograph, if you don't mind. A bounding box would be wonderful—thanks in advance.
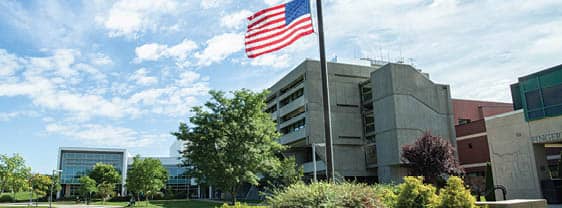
[1,0,561,174]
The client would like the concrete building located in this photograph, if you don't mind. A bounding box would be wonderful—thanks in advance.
[486,64,562,202]
[451,99,513,190]
[57,147,128,198]
[266,59,456,183]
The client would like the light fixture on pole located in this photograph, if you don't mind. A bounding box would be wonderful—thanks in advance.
[49,169,62,208]
[312,143,326,182]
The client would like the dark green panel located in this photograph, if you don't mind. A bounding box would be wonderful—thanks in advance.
[510,83,522,110]
[539,69,562,88]
[520,77,539,92]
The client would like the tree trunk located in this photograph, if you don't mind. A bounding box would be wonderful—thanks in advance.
[230,191,237,205]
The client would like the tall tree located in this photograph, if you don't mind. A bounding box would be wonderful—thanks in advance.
[89,163,121,185]
[30,173,52,199]
[401,132,463,185]
[261,156,303,190]
[484,162,495,201]
[96,183,115,205]
[0,154,31,198]
[172,89,285,204]
[126,156,168,202]
[79,176,97,205]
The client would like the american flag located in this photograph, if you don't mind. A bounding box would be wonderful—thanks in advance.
[245,0,314,58]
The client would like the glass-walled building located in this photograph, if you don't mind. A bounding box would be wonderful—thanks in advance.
[511,64,562,121]
[127,156,198,198]
[57,147,128,198]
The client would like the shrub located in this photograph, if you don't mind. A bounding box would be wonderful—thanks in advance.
[438,176,476,208]
[219,202,268,208]
[266,182,386,208]
[374,184,399,208]
[0,194,14,203]
[396,176,439,208]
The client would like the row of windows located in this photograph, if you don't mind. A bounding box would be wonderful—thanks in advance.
[513,65,562,121]
[280,76,304,95]
[280,88,304,107]
[280,118,305,135]
[280,106,305,123]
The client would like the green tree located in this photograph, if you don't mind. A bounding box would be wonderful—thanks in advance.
[261,156,303,190]
[0,154,31,200]
[172,89,285,204]
[396,176,439,208]
[126,155,168,202]
[96,183,115,205]
[30,173,52,198]
[79,176,97,205]
[438,176,476,208]
[484,162,495,201]
[89,163,121,185]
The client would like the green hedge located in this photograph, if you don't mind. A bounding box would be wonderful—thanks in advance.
[265,176,476,208]
[266,182,386,208]
[219,202,267,208]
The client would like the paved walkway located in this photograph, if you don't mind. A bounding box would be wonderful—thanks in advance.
[0,203,123,208]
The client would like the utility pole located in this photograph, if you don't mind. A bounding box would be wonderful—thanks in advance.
[314,0,335,182]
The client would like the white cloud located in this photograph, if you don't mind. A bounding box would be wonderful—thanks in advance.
[90,53,113,66]
[200,0,231,9]
[134,43,168,62]
[130,68,158,86]
[0,48,209,121]
[263,0,284,6]
[46,123,168,148]
[0,49,20,76]
[220,10,253,30]
[176,71,201,87]
[321,0,562,102]
[100,0,179,38]
[250,53,290,68]
[134,39,197,63]
[0,111,38,122]
[195,33,245,66]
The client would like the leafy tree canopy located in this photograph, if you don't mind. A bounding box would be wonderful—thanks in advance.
[30,173,52,198]
[172,89,285,204]
[79,176,97,197]
[126,155,168,201]
[401,132,463,185]
[89,163,121,185]
[0,154,31,194]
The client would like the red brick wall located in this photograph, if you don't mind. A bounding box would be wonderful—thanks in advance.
[452,99,513,125]
[457,136,490,165]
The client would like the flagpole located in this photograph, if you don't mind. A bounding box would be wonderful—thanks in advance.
[314,0,335,182]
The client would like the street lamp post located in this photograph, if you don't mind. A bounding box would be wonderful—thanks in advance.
[312,143,326,182]
[49,170,62,208]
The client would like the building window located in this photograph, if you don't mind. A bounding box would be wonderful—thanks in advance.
[458,119,471,125]
[542,84,562,107]
[280,107,305,123]
[280,75,304,95]
[280,118,305,135]
[280,88,304,107]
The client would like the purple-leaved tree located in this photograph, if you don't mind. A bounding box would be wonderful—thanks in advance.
[401,132,464,185]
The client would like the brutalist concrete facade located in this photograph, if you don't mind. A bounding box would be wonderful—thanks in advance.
[267,60,456,183]
[372,64,457,183]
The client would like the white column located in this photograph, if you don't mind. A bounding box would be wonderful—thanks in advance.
[208,186,212,199]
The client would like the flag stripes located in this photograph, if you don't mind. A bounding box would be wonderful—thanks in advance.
[245,0,313,58]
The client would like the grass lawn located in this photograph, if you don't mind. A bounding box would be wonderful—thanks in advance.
[61,199,224,208]
[0,192,40,201]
